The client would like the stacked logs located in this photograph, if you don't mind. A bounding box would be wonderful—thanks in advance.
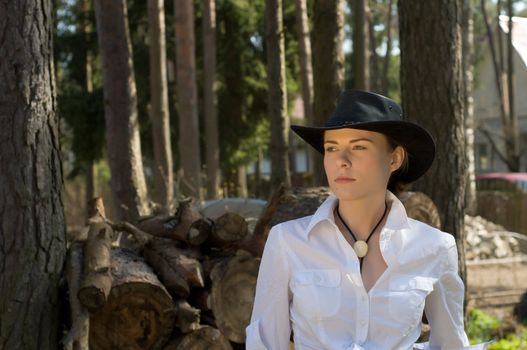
[63,186,286,350]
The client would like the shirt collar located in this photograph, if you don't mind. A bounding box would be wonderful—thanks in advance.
[304,189,411,239]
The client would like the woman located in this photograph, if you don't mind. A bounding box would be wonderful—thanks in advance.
[245,90,489,349]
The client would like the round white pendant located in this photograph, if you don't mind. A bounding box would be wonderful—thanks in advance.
[353,240,369,258]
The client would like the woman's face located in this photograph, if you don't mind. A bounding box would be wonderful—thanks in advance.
[323,128,403,201]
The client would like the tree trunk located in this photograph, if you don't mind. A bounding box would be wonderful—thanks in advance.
[203,0,220,200]
[381,0,394,95]
[462,0,477,215]
[174,0,203,201]
[312,0,345,186]
[506,2,519,171]
[0,1,66,349]
[294,0,316,175]
[398,0,467,316]
[266,0,291,189]
[148,0,174,212]
[93,0,149,222]
[480,1,520,171]
[236,164,248,197]
[82,0,96,207]
[352,0,369,90]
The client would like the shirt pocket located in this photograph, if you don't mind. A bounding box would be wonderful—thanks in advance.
[291,268,341,319]
[388,274,435,327]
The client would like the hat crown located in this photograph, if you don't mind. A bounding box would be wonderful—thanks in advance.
[325,90,402,127]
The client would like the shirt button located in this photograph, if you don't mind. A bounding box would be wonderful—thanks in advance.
[360,320,367,326]
[361,295,367,302]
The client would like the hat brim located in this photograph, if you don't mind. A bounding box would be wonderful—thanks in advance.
[290,121,436,183]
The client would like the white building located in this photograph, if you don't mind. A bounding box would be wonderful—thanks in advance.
[473,15,527,172]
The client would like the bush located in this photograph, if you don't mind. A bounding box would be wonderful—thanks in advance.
[468,308,501,343]
[467,308,527,350]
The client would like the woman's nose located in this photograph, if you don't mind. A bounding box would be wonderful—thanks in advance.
[337,152,352,167]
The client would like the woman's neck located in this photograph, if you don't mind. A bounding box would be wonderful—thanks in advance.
[334,191,390,241]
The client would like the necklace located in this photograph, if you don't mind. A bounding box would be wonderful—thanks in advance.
[335,201,388,270]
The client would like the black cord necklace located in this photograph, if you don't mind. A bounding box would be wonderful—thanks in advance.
[335,201,388,271]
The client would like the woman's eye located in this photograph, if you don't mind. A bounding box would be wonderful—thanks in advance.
[325,146,337,152]
[353,145,366,150]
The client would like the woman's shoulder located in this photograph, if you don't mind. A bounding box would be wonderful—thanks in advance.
[272,214,313,229]
[406,217,456,250]
[268,214,315,239]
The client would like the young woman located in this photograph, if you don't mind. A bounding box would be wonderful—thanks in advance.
[245,90,489,349]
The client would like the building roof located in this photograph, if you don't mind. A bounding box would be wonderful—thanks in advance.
[499,15,527,68]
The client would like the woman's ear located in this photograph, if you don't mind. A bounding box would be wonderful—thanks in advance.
[390,146,405,173]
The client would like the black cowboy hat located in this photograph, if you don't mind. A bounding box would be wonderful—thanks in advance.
[290,89,436,183]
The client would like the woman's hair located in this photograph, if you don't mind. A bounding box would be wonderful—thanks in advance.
[385,135,410,197]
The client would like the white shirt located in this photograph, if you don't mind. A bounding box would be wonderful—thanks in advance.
[245,190,490,350]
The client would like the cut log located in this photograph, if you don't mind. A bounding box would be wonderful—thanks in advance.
[399,191,441,229]
[63,241,90,350]
[174,299,201,333]
[111,220,153,250]
[86,197,107,222]
[200,213,249,252]
[241,184,287,257]
[270,186,331,227]
[209,250,260,343]
[143,238,205,298]
[89,248,175,350]
[163,325,233,350]
[136,198,207,244]
[78,222,113,311]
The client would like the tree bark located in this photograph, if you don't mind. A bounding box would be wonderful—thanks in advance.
[398,0,467,316]
[381,0,394,95]
[312,0,345,185]
[506,2,519,171]
[93,0,149,222]
[148,0,174,212]
[462,0,477,215]
[352,0,370,90]
[0,1,66,349]
[63,242,90,350]
[266,0,291,189]
[203,0,220,200]
[82,0,96,207]
[294,0,316,175]
[174,0,203,201]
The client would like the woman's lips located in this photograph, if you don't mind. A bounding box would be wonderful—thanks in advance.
[335,177,356,183]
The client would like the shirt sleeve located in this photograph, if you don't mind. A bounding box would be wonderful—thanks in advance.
[245,224,292,350]
[423,236,490,350]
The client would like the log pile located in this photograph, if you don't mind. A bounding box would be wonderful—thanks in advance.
[63,186,287,350]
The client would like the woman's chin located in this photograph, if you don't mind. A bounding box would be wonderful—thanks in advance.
[330,187,364,201]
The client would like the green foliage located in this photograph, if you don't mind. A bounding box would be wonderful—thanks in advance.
[55,0,106,178]
[214,0,271,170]
[467,308,527,350]
[468,308,501,343]
[488,329,527,350]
